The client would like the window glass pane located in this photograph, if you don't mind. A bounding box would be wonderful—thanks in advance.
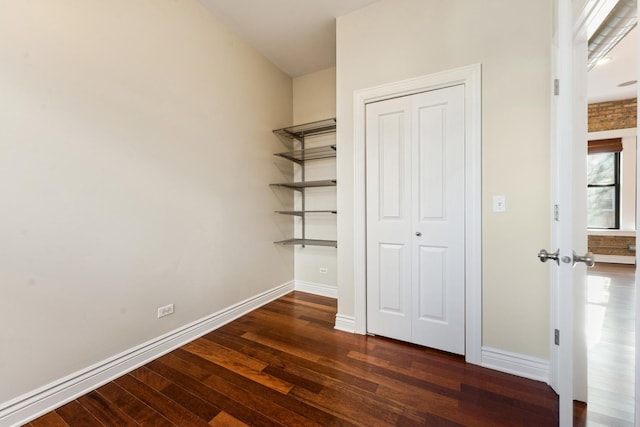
[587,186,616,228]
[587,152,615,185]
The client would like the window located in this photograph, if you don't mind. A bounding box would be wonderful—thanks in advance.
[587,151,620,229]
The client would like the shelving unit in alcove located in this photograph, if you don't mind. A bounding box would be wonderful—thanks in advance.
[270,118,337,248]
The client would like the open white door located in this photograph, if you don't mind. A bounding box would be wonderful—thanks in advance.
[545,0,591,425]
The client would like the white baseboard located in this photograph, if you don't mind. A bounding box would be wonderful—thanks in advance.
[594,254,635,265]
[334,313,356,333]
[481,346,549,383]
[0,281,295,427]
[294,280,337,298]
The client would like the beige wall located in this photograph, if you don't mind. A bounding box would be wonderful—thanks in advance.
[293,68,336,125]
[292,68,337,287]
[336,0,552,359]
[0,0,292,403]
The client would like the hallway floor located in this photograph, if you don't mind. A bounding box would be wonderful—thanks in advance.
[585,263,636,426]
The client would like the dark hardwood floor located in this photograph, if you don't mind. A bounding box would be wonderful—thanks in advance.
[25,291,562,426]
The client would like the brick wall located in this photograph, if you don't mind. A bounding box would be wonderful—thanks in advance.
[588,98,637,132]
[588,235,636,256]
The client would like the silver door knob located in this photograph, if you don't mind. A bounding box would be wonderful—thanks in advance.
[538,249,560,265]
[572,251,595,268]
[415,232,422,236]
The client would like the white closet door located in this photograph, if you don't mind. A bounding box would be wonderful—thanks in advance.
[366,85,466,355]
[365,96,413,341]
[410,85,465,354]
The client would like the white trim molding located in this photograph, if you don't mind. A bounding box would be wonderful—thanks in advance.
[481,347,550,384]
[0,281,295,427]
[334,314,356,333]
[352,64,483,365]
[594,254,636,264]
[294,281,338,298]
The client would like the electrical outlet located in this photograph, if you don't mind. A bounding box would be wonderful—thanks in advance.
[319,267,328,274]
[157,304,174,318]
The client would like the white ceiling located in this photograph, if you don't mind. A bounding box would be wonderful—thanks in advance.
[198,0,636,102]
[588,26,638,103]
[198,0,380,77]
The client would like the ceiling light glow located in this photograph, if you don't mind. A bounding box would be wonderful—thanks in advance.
[596,57,612,66]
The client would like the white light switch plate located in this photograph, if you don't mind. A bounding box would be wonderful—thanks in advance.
[493,195,506,212]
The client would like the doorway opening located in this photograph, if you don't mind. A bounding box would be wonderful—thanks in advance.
[585,23,637,425]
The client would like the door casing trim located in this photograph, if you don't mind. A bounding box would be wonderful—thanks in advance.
[352,63,483,365]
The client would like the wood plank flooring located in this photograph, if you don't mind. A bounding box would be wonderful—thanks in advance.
[25,291,561,426]
[583,263,636,426]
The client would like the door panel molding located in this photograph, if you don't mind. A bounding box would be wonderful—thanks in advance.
[352,64,482,365]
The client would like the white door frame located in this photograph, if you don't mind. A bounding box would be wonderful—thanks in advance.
[636,5,640,424]
[352,63,483,364]
[635,3,639,426]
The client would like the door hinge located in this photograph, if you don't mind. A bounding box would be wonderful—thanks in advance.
[554,79,560,96]
[553,204,559,221]
[554,329,560,346]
